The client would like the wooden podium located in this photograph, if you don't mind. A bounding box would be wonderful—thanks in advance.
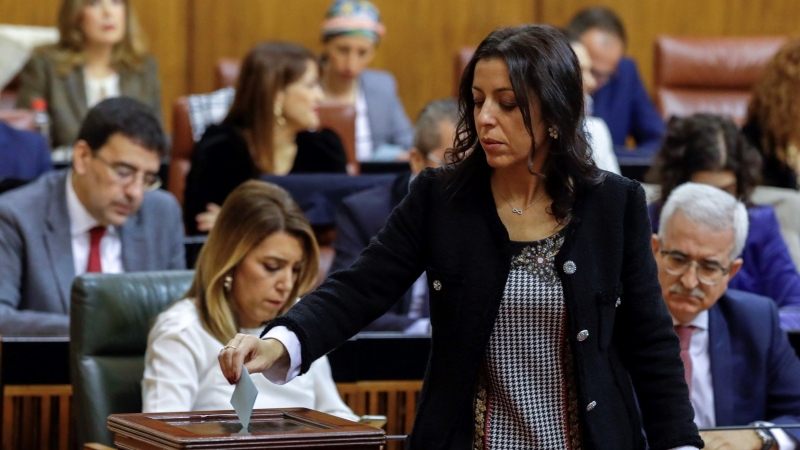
[107,408,386,449]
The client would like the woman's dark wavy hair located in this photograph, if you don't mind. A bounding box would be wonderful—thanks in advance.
[444,24,603,223]
[646,113,763,206]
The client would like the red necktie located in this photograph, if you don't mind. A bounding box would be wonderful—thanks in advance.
[86,226,106,273]
[674,325,694,391]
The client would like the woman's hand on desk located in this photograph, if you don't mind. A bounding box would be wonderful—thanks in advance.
[218,334,288,384]
[196,203,221,232]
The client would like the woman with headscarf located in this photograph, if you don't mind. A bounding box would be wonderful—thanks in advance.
[320,0,414,161]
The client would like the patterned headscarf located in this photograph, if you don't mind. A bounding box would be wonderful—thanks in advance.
[321,0,386,43]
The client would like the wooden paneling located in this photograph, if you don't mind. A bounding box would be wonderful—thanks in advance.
[539,0,800,94]
[189,0,536,120]
[131,0,189,131]
[0,0,62,26]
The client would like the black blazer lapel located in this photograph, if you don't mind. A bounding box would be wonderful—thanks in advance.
[709,303,735,426]
[43,173,75,313]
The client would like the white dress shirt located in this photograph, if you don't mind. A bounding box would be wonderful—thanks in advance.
[142,299,358,421]
[354,88,374,162]
[674,312,796,449]
[584,117,620,175]
[83,70,120,108]
[65,172,124,276]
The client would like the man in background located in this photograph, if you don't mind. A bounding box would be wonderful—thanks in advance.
[330,98,457,332]
[568,7,665,151]
[653,182,800,449]
[0,97,185,337]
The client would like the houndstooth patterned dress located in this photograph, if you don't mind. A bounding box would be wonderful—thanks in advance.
[473,231,582,450]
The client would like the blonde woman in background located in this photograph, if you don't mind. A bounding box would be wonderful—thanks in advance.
[17,0,161,148]
[142,180,357,421]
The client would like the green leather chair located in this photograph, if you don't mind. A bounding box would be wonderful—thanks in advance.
[69,270,194,447]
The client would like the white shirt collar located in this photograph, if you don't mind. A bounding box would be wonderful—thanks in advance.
[671,309,709,331]
[65,171,116,237]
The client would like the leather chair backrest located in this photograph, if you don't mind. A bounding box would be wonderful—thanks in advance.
[70,270,194,447]
[453,47,476,96]
[654,36,786,125]
[751,186,800,270]
[167,97,192,205]
[318,103,358,174]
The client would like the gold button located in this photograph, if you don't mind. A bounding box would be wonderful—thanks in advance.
[433,280,442,291]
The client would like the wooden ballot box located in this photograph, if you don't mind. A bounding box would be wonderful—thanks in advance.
[107,408,386,449]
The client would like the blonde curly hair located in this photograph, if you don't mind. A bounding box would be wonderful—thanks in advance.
[747,38,800,166]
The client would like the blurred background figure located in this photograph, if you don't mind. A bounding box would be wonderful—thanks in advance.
[331,98,457,332]
[320,0,413,161]
[648,113,800,308]
[568,7,665,152]
[143,180,358,421]
[564,29,620,175]
[743,38,800,190]
[183,42,347,236]
[16,0,162,149]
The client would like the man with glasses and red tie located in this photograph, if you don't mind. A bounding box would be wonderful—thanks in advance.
[0,97,185,337]
[652,182,800,450]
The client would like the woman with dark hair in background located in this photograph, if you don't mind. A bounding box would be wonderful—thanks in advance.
[320,0,413,161]
[17,0,161,148]
[182,41,347,236]
[648,113,800,308]
[742,38,800,190]
[220,25,701,449]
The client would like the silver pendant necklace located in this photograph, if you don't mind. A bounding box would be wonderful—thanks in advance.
[497,187,546,215]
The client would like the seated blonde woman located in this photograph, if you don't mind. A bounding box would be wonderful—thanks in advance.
[142,180,357,420]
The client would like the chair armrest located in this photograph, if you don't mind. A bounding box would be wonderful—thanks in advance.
[84,444,116,450]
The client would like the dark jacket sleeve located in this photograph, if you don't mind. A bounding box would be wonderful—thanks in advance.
[182,129,255,235]
[616,182,702,449]
[752,207,800,308]
[263,170,432,372]
[292,129,347,174]
[627,63,665,150]
[763,299,800,440]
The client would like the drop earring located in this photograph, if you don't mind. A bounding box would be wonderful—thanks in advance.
[223,275,233,292]
[274,105,286,127]
[548,126,559,139]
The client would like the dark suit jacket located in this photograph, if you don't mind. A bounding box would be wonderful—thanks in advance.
[709,289,800,439]
[266,167,701,449]
[0,170,185,337]
[16,50,162,148]
[0,122,52,181]
[592,57,665,150]
[331,172,428,331]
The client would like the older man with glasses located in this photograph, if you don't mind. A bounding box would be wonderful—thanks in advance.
[652,182,800,450]
[0,97,185,337]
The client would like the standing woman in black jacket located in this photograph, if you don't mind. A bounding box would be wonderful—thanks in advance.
[220,25,701,450]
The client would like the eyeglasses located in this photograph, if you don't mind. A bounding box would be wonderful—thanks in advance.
[93,154,162,192]
[659,249,731,286]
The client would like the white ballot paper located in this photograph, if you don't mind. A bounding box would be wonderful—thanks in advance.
[230,365,258,432]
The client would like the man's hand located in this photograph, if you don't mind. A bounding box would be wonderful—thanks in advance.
[700,430,774,450]
[218,335,288,384]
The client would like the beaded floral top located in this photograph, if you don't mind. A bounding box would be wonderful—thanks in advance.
[473,229,581,450]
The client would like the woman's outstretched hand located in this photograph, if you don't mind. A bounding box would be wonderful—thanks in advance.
[218,334,288,384]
